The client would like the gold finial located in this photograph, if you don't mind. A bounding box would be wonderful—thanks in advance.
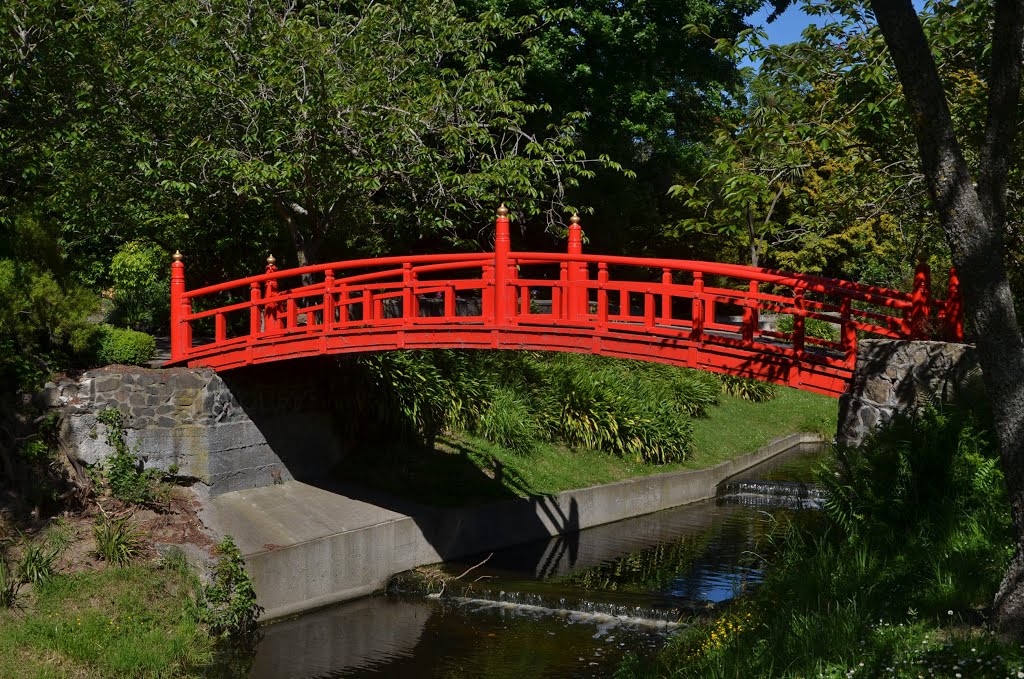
[570,213,581,225]
[497,204,509,217]
[267,254,276,266]
[172,250,183,262]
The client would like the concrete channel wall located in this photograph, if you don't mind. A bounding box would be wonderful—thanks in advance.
[203,431,825,622]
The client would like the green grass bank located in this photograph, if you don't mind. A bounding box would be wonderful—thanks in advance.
[336,385,837,506]
[0,560,214,678]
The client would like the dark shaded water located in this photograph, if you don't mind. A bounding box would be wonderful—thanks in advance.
[250,443,825,678]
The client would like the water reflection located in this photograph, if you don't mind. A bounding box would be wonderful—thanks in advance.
[251,443,825,678]
[250,598,431,679]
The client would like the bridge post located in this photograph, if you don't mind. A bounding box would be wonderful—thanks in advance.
[792,288,805,354]
[840,297,857,367]
[690,272,704,341]
[264,255,279,332]
[567,213,586,319]
[323,269,335,330]
[402,263,415,321]
[597,263,609,326]
[660,269,672,324]
[493,205,511,325]
[742,280,759,342]
[250,282,262,337]
[903,261,931,339]
[170,251,186,361]
[943,267,965,342]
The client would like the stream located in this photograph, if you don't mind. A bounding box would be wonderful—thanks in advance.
[249,442,825,678]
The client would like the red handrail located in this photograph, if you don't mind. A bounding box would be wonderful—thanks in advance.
[167,207,964,397]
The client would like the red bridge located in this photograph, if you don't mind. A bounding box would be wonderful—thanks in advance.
[167,207,964,398]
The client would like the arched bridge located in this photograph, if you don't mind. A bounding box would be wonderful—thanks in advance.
[166,207,964,398]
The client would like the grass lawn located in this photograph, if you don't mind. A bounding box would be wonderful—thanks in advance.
[336,386,838,505]
[0,560,215,679]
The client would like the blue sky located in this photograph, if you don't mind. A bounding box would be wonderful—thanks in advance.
[746,1,927,47]
[747,3,828,47]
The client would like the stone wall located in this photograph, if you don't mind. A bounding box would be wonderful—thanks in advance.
[836,340,981,447]
[39,361,351,495]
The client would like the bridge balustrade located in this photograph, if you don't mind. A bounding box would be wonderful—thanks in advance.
[167,207,964,397]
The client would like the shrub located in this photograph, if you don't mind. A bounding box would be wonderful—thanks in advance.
[95,325,157,366]
[108,241,169,332]
[0,553,19,608]
[541,358,693,463]
[201,536,262,638]
[719,374,778,402]
[96,409,161,504]
[93,516,143,566]
[648,406,1016,678]
[667,370,720,417]
[776,312,841,342]
[476,387,540,455]
[17,538,59,585]
[0,257,100,390]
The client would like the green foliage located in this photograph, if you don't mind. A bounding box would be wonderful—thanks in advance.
[646,406,1015,678]
[0,257,99,391]
[96,409,162,504]
[665,0,998,286]
[16,538,59,586]
[665,371,721,418]
[342,351,795,465]
[0,562,216,677]
[822,408,1008,553]
[540,356,694,464]
[0,553,20,609]
[460,0,754,255]
[95,325,157,367]
[476,388,540,455]
[201,536,262,639]
[718,374,778,402]
[93,516,143,566]
[108,242,168,332]
[4,0,624,270]
[776,313,841,343]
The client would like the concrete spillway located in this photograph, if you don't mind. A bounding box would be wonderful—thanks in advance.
[200,432,824,621]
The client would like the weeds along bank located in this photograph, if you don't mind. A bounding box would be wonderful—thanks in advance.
[0,399,262,678]
[627,405,1024,678]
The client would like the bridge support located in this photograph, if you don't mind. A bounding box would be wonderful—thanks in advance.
[40,362,356,496]
[836,339,980,447]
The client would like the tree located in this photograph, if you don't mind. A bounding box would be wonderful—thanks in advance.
[458,0,759,255]
[2,0,620,284]
[671,3,1009,288]
[864,0,1024,633]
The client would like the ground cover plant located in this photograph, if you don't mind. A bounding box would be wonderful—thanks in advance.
[333,350,836,505]
[0,556,212,678]
[624,405,1021,678]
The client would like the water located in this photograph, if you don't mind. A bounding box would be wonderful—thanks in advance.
[250,443,825,678]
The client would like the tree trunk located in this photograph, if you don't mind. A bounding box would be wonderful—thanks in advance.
[745,202,759,267]
[871,0,1024,635]
[273,198,316,286]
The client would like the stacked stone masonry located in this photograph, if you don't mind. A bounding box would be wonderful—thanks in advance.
[39,362,348,495]
[836,340,980,447]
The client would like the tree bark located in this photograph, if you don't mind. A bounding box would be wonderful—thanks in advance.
[746,202,759,267]
[273,198,318,286]
[870,0,1024,635]
[273,198,311,269]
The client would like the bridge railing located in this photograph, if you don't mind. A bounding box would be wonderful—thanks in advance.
[168,206,964,377]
